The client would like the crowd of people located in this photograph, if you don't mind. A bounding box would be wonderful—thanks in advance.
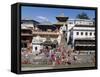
[21,44,78,66]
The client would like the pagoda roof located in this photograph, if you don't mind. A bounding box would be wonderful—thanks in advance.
[56,17,68,22]
[56,13,69,22]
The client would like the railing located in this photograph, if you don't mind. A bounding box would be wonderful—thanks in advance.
[21,33,33,36]
[68,19,94,25]
[75,44,95,46]
[32,31,60,35]
[21,40,30,43]
[75,42,95,44]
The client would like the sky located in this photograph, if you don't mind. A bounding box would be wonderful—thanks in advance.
[21,6,95,23]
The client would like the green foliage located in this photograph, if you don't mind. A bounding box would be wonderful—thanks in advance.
[76,12,89,19]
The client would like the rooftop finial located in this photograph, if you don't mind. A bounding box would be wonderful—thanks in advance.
[60,12,64,17]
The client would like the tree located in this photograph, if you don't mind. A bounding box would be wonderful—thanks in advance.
[76,12,89,19]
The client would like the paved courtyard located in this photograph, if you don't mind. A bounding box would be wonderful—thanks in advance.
[22,62,95,71]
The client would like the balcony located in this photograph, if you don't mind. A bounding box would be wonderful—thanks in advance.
[21,40,30,43]
[32,31,60,36]
[75,44,95,46]
[68,19,94,26]
[21,33,33,36]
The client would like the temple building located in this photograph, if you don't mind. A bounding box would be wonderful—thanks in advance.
[31,14,70,54]
[21,20,39,53]
[32,21,60,54]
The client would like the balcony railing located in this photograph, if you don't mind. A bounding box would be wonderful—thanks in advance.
[21,40,30,43]
[75,44,95,46]
[21,33,33,36]
[68,19,94,25]
[32,31,60,36]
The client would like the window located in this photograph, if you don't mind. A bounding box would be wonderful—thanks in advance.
[69,22,73,24]
[90,32,92,36]
[21,42,27,48]
[81,32,83,35]
[94,32,95,36]
[76,32,79,35]
[35,47,37,51]
[85,32,88,36]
